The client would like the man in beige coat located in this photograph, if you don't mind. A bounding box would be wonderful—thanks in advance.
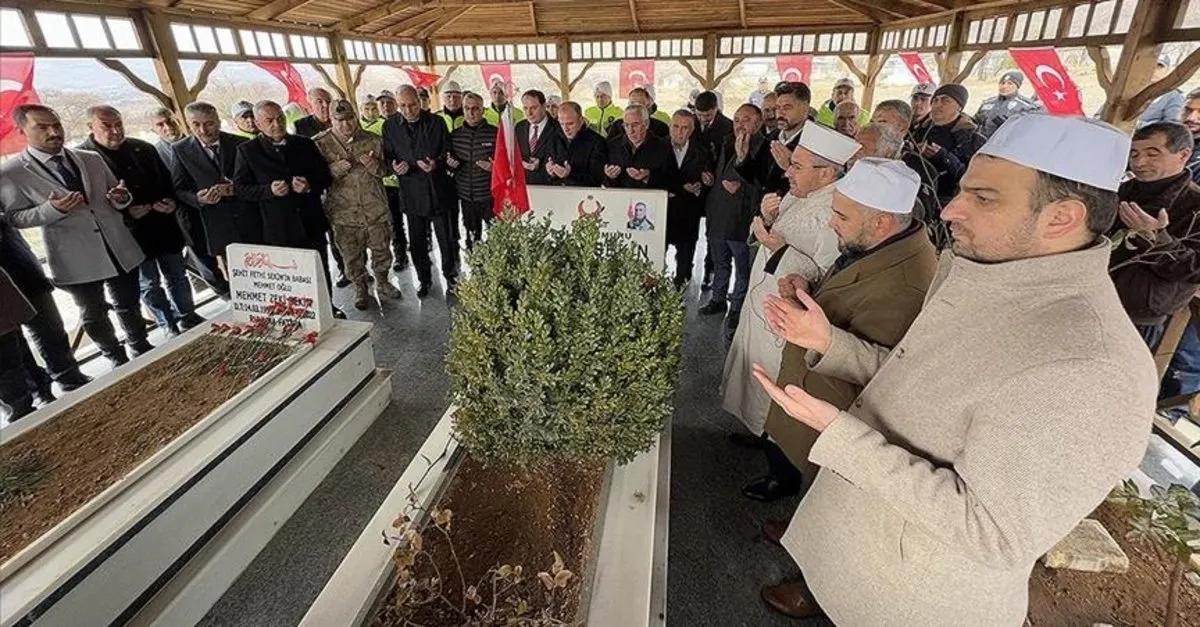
[314,100,401,310]
[753,114,1158,624]
[753,159,939,569]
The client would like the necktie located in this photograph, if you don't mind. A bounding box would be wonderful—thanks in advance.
[207,144,221,169]
[49,155,84,194]
[530,124,539,151]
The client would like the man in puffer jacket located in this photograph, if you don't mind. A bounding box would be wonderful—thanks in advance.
[448,92,498,251]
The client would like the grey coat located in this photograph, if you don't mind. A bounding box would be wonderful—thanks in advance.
[0,148,144,285]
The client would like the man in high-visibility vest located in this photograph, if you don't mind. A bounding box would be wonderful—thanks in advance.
[644,85,671,127]
[229,100,259,139]
[584,81,622,136]
[436,80,466,132]
[360,94,381,132]
[482,80,524,126]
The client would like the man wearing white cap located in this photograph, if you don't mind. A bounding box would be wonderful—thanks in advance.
[585,81,622,136]
[756,158,938,611]
[909,83,935,132]
[1138,55,1186,128]
[752,114,1157,623]
[230,101,259,139]
[436,80,465,132]
[816,78,870,129]
[721,123,859,465]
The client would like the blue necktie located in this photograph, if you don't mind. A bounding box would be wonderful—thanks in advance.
[50,155,84,194]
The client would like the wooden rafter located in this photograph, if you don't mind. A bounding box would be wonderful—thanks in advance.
[569,61,595,91]
[712,58,743,89]
[952,50,985,83]
[738,0,747,29]
[335,0,428,33]
[418,7,472,38]
[534,62,560,90]
[824,0,889,24]
[245,0,320,21]
[679,57,743,90]
[352,64,367,94]
[679,59,706,87]
[380,8,444,37]
[839,54,867,83]
[529,2,538,35]
[628,0,640,32]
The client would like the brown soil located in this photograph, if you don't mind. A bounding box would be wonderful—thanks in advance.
[373,455,607,626]
[0,334,293,564]
[1028,501,1200,627]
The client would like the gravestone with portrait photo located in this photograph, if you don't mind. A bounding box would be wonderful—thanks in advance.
[527,185,668,269]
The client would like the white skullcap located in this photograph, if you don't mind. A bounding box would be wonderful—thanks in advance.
[442,80,462,93]
[595,81,613,97]
[977,113,1130,191]
[799,122,861,166]
[836,158,921,214]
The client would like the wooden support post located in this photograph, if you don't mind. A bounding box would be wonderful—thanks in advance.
[137,9,191,121]
[556,37,571,100]
[704,33,717,88]
[535,62,567,98]
[425,42,441,109]
[330,33,356,105]
[310,64,347,101]
[1102,0,1180,131]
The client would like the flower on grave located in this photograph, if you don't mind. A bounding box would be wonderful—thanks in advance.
[210,322,229,333]
[302,331,319,345]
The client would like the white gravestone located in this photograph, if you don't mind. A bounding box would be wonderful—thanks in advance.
[225,244,335,334]
[527,185,669,270]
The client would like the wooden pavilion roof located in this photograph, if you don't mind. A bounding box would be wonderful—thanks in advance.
[155,0,1011,41]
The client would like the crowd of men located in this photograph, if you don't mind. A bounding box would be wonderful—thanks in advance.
[1,62,1199,622]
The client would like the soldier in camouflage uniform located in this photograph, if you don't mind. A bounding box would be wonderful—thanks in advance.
[973,70,1042,138]
[314,100,402,309]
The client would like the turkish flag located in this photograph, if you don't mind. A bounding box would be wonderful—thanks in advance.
[251,60,311,112]
[480,63,514,97]
[1008,47,1083,116]
[0,53,41,156]
[490,105,528,216]
[398,65,440,89]
[619,60,655,97]
[899,52,936,85]
[775,55,813,85]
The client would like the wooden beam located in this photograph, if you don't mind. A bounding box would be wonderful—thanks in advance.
[330,33,355,103]
[679,59,707,89]
[96,58,172,109]
[839,54,868,84]
[1087,45,1113,93]
[245,0,319,21]
[137,8,191,121]
[556,37,570,99]
[335,0,428,33]
[861,53,889,110]
[528,1,538,35]
[534,62,562,94]
[1102,0,1181,130]
[628,0,640,33]
[569,61,595,92]
[310,63,347,100]
[711,57,743,90]
[187,59,218,99]
[951,50,985,83]
[704,32,717,86]
[1128,47,1200,116]
[826,0,919,23]
[738,0,747,29]
[418,6,472,38]
[380,8,444,37]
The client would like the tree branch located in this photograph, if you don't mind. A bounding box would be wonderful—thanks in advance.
[188,59,218,100]
[96,58,172,109]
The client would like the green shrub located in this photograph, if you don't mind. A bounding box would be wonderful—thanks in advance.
[446,214,684,465]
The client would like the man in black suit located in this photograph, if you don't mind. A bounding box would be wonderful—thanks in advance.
[665,110,713,288]
[514,89,561,186]
[233,100,344,318]
[603,104,677,191]
[546,101,606,187]
[607,87,670,141]
[173,101,265,269]
[692,91,734,158]
[0,214,91,400]
[381,86,460,298]
[736,81,812,198]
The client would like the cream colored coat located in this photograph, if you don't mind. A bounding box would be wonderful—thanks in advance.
[721,183,841,434]
[783,241,1157,626]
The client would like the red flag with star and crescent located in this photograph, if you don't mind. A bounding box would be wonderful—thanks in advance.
[397,65,440,88]
[775,55,813,85]
[899,52,937,85]
[490,104,529,217]
[251,60,311,112]
[480,63,514,97]
[619,60,655,97]
[0,53,41,156]
[1008,47,1083,116]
